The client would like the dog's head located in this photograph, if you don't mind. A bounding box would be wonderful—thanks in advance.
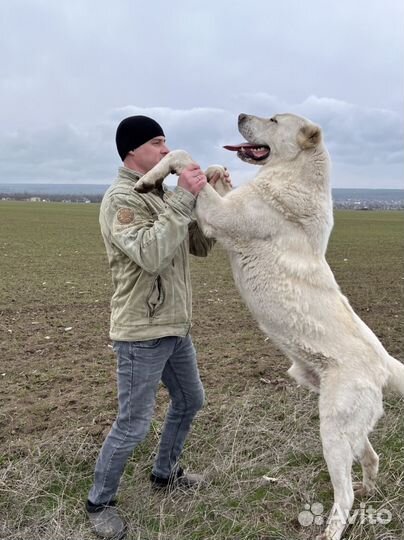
[224,113,322,166]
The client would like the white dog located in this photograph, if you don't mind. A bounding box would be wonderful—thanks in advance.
[135,113,404,540]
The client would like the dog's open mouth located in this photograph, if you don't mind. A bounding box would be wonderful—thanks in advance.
[223,143,270,161]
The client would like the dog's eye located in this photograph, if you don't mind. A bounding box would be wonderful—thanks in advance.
[270,117,278,124]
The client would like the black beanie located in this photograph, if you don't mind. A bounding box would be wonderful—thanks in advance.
[115,115,165,161]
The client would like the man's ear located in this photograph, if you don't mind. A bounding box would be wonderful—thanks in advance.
[297,123,322,149]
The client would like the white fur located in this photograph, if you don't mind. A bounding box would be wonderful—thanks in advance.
[135,113,404,540]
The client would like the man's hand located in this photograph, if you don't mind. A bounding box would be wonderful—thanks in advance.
[208,167,233,189]
[178,164,207,196]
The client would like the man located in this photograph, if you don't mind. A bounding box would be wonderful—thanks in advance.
[86,115,228,539]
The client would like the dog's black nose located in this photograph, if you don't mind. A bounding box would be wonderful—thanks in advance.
[238,113,247,123]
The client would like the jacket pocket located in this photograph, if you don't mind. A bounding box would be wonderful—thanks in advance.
[146,275,165,318]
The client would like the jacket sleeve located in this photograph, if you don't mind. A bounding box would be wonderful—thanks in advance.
[107,187,196,274]
[188,220,216,257]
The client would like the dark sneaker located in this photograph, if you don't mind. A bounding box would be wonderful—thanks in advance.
[150,467,205,491]
[86,500,127,539]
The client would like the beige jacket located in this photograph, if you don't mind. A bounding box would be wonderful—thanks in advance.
[99,166,214,341]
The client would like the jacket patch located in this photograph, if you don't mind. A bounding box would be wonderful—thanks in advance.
[117,207,135,225]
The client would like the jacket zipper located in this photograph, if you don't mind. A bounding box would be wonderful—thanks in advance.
[146,275,165,318]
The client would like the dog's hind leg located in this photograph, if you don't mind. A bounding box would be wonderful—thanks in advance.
[317,422,354,540]
[287,361,320,393]
[353,437,379,498]
[316,378,383,540]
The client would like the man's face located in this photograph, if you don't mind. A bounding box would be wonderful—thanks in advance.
[129,136,170,173]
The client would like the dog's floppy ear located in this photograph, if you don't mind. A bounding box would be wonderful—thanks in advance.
[297,123,322,149]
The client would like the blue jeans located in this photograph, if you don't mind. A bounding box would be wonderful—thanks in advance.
[87,335,205,506]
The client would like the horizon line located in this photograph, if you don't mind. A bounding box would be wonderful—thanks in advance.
[0,182,403,191]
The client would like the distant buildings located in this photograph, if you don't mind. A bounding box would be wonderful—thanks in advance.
[333,199,403,210]
[0,188,402,209]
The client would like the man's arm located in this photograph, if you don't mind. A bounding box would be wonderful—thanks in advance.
[107,187,196,274]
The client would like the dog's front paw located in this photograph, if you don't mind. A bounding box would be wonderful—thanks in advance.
[134,173,164,193]
[134,178,153,193]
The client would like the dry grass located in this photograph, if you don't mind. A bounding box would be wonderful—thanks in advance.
[1,389,403,539]
[0,203,403,539]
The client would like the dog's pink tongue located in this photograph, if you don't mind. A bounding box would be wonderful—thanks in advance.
[223,143,254,151]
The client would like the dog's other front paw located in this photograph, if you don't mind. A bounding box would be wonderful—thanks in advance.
[205,165,232,196]
[205,165,226,183]
[215,176,232,196]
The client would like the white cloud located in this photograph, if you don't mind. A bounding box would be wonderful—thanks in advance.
[0,0,402,188]
[0,97,402,188]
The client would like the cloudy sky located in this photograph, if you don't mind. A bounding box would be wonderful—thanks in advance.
[0,0,403,188]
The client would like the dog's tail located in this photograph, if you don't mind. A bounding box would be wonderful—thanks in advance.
[386,355,404,396]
